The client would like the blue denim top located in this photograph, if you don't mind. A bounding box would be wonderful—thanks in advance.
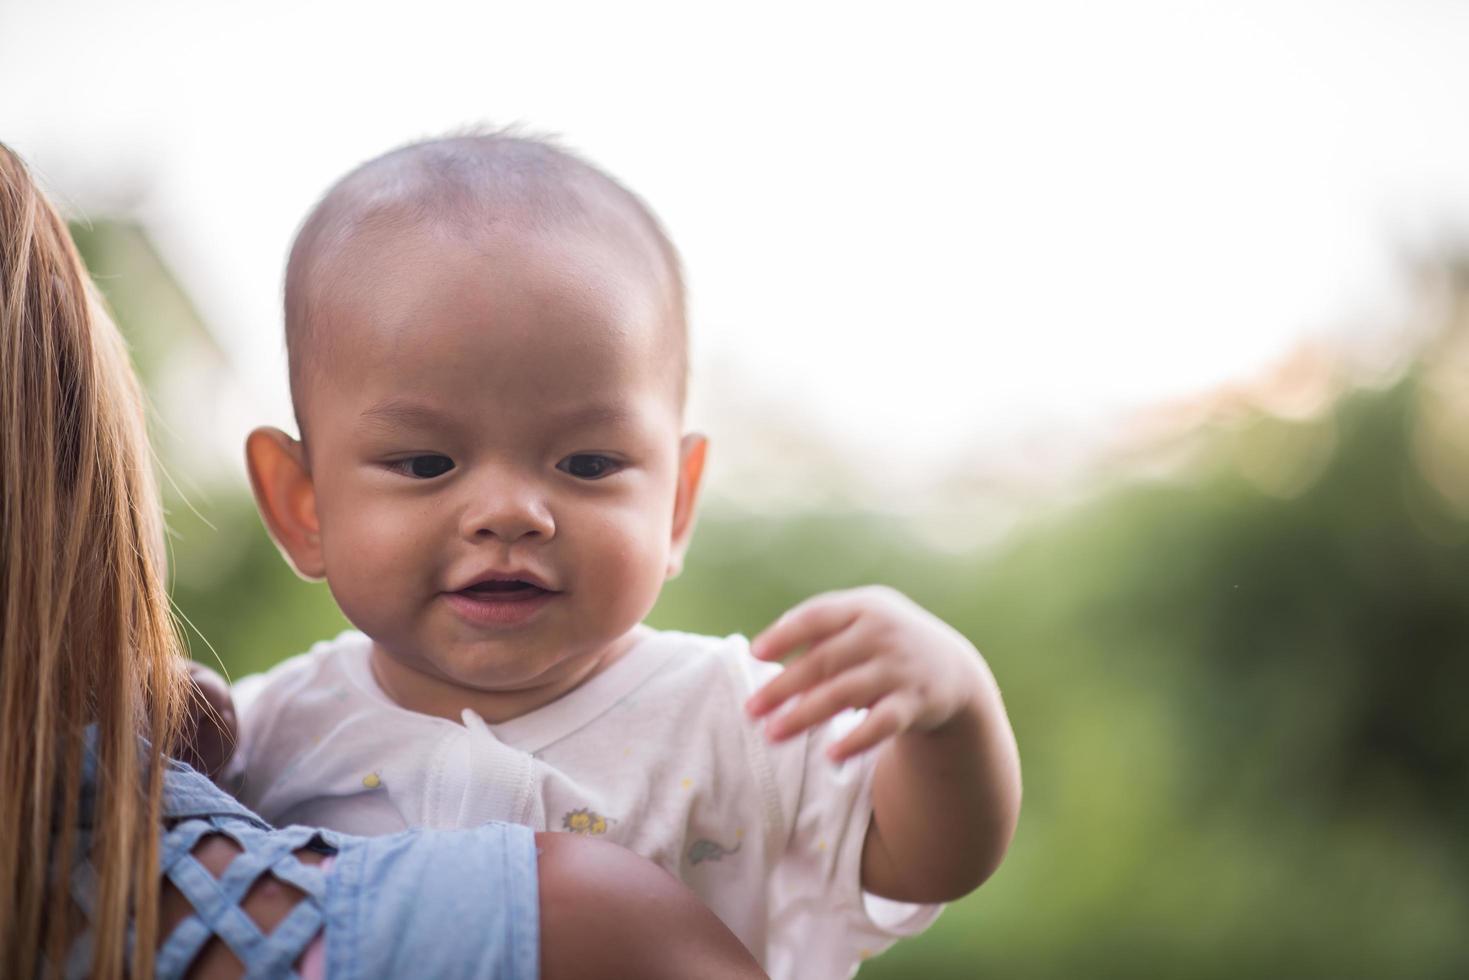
[66,759,539,979]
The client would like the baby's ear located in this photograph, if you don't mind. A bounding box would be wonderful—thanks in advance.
[245,426,326,581]
[667,433,708,579]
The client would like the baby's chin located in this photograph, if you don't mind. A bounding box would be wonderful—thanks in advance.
[367,634,612,721]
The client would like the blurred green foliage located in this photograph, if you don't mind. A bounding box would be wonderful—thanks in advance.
[78,223,1469,978]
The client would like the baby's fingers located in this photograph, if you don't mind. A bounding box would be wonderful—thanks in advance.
[751,591,862,663]
[827,697,914,763]
[763,664,892,742]
[746,626,868,719]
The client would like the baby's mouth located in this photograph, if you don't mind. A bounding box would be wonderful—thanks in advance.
[443,575,559,627]
[456,579,553,601]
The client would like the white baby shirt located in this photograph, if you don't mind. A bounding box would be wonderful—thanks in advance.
[229,628,941,979]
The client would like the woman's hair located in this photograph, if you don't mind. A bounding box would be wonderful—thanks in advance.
[0,144,187,977]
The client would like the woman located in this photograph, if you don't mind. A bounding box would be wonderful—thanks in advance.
[0,142,764,980]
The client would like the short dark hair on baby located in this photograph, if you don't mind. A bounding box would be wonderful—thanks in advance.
[283,128,687,434]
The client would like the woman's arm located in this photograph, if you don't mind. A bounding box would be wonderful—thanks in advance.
[159,835,325,978]
[537,832,765,980]
[163,831,765,979]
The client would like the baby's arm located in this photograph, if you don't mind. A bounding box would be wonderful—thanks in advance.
[745,586,1021,904]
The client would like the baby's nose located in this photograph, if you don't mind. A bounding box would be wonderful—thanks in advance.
[459,481,555,543]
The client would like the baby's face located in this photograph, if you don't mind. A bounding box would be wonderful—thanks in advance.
[300,223,690,703]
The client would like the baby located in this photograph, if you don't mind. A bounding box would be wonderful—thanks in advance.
[230,133,1021,979]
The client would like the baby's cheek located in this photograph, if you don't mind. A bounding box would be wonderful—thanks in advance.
[601,519,672,618]
[322,514,427,620]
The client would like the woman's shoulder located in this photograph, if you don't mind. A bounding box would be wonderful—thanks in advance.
[160,760,273,828]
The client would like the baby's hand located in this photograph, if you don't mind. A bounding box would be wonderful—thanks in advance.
[745,586,985,763]
[179,661,238,779]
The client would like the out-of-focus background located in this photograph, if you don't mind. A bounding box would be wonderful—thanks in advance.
[7,1,1469,975]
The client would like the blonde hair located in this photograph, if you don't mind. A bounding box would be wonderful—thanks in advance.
[0,144,187,977]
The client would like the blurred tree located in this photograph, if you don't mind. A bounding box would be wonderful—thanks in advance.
[72,221,351,675]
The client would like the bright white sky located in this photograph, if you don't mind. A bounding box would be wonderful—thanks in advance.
[4,0,1469,496]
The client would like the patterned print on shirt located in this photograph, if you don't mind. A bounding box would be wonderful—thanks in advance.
[561,807,608,835]
[687,838,742,865]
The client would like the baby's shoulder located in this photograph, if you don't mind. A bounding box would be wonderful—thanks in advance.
[639,627,781,699]
[615,629,789,758]
[226,631,382,796]
[231,630,371,726]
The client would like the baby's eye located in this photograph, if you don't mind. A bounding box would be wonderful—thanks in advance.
[557,454,622,480]
[389,454,455,479]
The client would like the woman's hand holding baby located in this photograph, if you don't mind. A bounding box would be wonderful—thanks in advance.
[745,586,987,762]
[746,585,1022,904]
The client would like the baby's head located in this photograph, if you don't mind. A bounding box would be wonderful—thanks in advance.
[247,133,707,718]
